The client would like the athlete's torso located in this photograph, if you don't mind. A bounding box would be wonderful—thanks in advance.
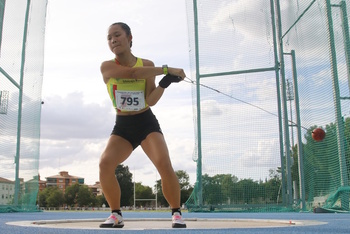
[106,57,149,115]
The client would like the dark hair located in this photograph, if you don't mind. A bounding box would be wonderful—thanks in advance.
[111,22,132,48]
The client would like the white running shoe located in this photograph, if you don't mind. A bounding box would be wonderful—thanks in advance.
[172,212,187,228]
[99,212,124,228]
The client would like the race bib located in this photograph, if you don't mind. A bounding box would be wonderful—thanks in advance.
[115,90,146,111]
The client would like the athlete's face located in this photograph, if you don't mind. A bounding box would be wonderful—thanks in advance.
[107,24,132,55]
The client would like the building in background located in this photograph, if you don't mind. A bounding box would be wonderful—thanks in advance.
[38,175,46,192]
[89,181,102,197]
[0,177,15,205]
[46,171,84,192]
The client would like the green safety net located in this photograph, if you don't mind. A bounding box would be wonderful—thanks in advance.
[185,0,350,212]
[0,0,47,212]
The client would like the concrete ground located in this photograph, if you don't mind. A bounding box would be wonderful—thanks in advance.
[1,211,349,234]
[8,217,325,230]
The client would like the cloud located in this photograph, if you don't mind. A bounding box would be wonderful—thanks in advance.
[39,92,114,184]
[39,138,104,184]
[241,138,280,168]
[201,100,223,116]
[40,92,114,140]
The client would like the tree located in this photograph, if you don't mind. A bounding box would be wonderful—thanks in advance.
[234,179,260,204]
[64,183,96,208]
[65,183,80,207]
[220,174,236,203]
[155,170,194,207]
[202,174,223,205]
[77,185,96,207]
[135,182,155,207]
[96,194,107,208]
[303,124,340,199]
[201,174,242,206]
[288,117,350,202]
[176,170,191,190]
[176,170,193,205]
[115,164,133,206]
[38,187,50,207]
[264,169,282,204]
[155,179,167,206]
[46,187,64,208]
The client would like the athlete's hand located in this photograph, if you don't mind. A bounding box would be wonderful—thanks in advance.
[159,74,182,88]
[168,67,186,80]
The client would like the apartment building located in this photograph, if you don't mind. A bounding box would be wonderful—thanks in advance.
[0,177,15,205]
[46,171,84,192]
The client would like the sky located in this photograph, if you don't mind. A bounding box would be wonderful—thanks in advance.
[40,0,196,187]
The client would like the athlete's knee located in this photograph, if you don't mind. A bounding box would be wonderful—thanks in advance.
[155,160,174,176]
[153,156,171,168]
[99,152,116,172]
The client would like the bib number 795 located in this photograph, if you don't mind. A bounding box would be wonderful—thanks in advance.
[121,96,139,106]
[115,90,145,111]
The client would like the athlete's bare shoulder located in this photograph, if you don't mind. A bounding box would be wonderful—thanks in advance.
[140,58,154,67]
[100,60,118,83]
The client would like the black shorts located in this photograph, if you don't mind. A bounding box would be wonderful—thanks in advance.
[111,108,163,150]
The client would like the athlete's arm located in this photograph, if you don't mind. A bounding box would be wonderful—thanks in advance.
[143,59,164,106]
[101,60,186,84]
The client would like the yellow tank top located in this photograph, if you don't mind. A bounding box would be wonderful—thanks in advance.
[106,57,149,113]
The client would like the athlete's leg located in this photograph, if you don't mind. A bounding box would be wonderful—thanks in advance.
[141,132,181,209]
[99,135,133,210]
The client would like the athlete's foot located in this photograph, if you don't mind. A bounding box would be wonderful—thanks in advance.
[99,213,124,228]
[172,212,187,228]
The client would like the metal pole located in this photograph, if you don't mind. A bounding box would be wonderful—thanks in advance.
[199,66,275,79]
[339,1,350,94]
[133,169,135,210]
[275,0,293,206]
[291,50,306,210]
[270,0,286,205]
[286,79,295,148]
[325,0,349,210]
[155,172,157,211]
[14,0,31,206]
[0,0,6,53]
[193,0,203,208]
